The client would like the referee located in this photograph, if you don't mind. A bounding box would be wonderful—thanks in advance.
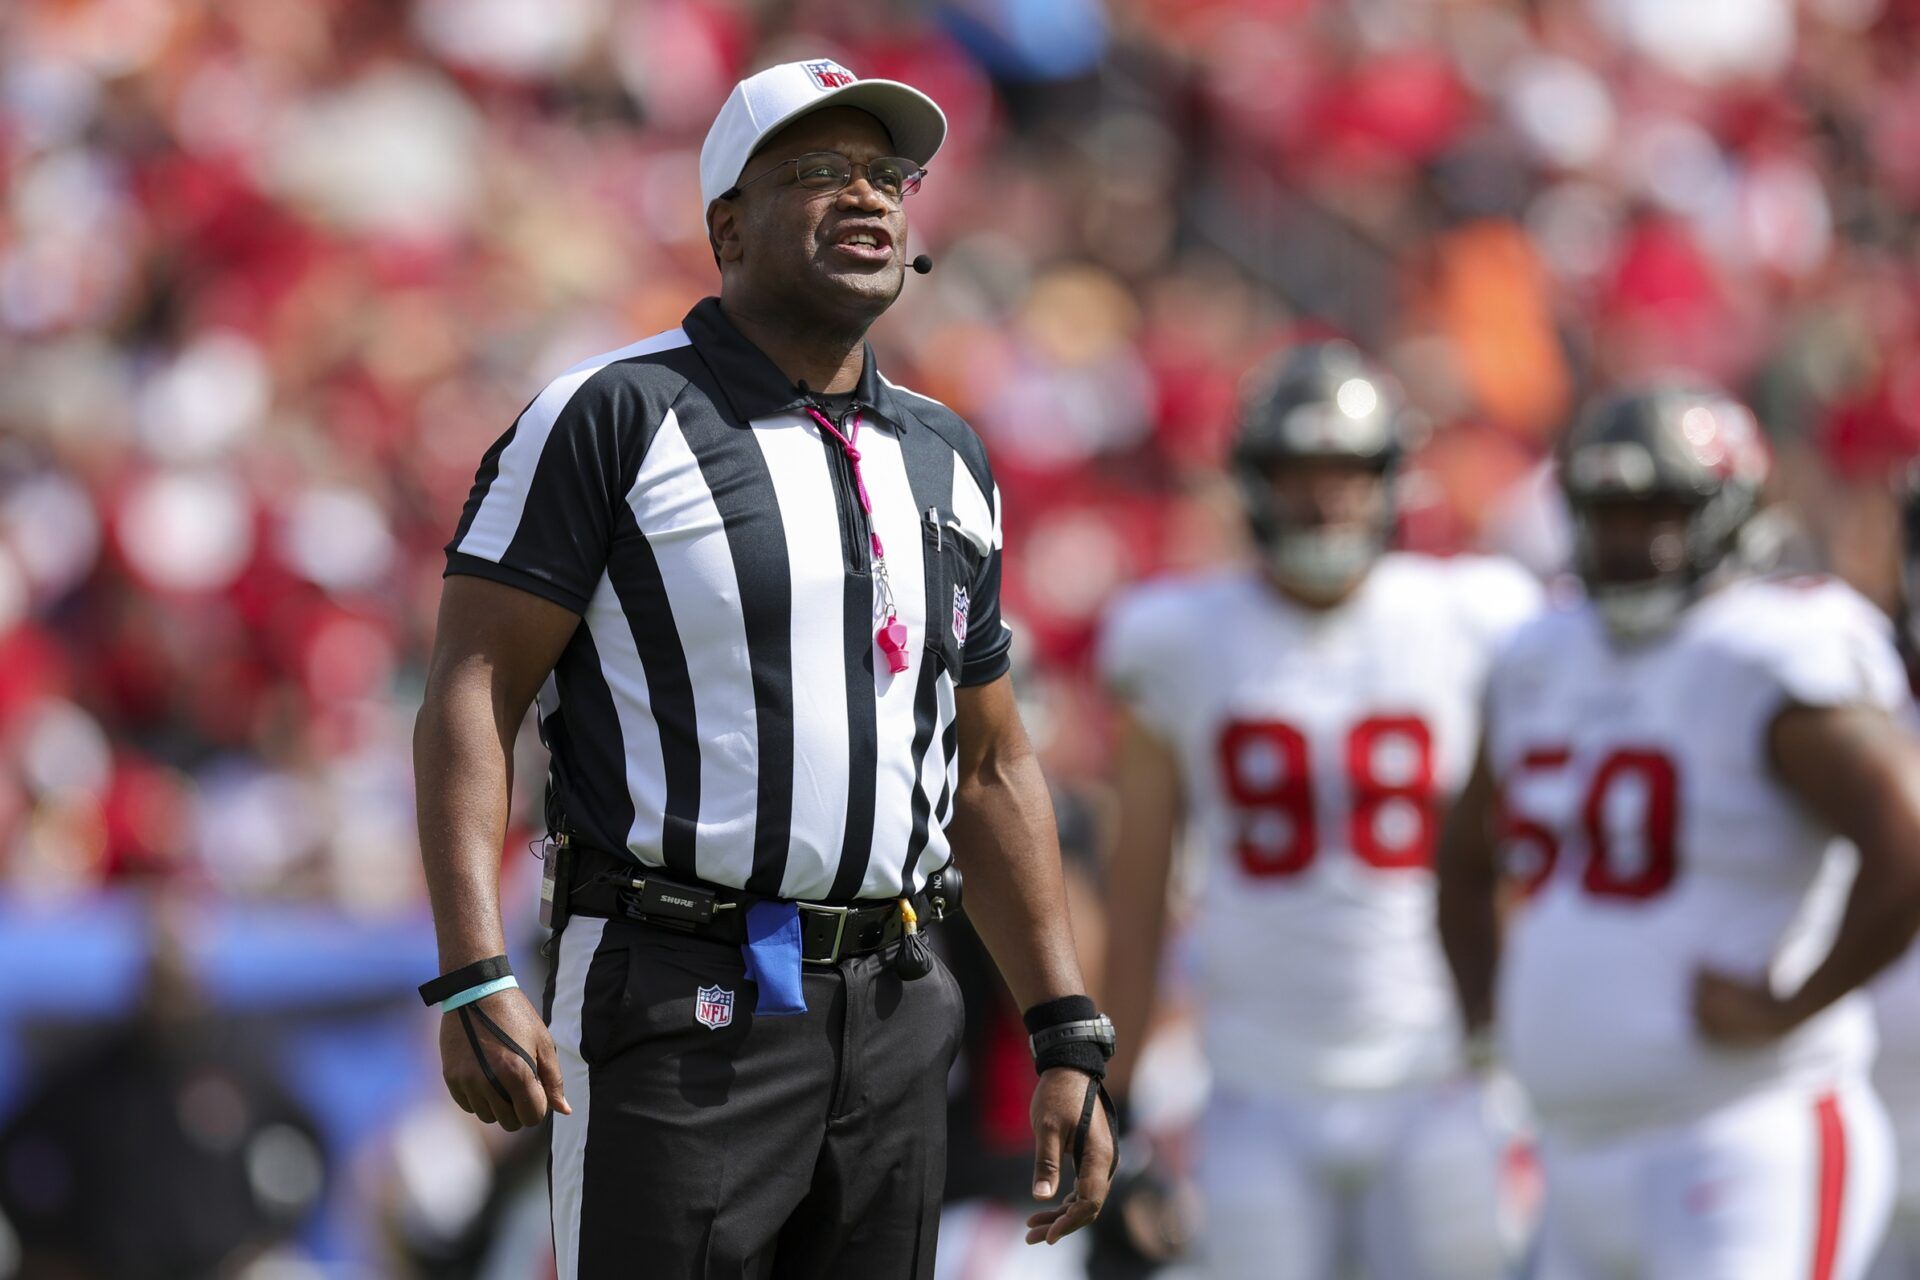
[413,59,1117,1277]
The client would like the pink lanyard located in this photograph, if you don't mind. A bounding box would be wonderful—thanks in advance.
[805,406,911,673]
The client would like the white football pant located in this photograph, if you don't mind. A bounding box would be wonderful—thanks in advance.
[1866,1066,1920,1280]
[1535,1078,1892,1280]
[1196,1075,1537,1279]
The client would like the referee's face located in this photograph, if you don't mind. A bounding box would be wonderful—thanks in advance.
[720,108,909,324]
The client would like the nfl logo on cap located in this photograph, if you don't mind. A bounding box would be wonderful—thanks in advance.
[695,984,734,1030]
[804,59,857,90]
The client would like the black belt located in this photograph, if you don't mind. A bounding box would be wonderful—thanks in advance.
[561,843,909,965]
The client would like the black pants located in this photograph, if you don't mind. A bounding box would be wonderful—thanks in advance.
[544,913,966,1278]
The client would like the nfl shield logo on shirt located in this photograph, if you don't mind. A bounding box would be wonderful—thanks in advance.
[803,60,857,90]
[694,984,734,1030]
[951,584,970,647]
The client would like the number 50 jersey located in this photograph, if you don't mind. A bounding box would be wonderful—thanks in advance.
[1487,576,1910,1137]
[1100,553,1542,1096]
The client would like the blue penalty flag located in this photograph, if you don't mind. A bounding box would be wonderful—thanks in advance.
[742,900,806,1015]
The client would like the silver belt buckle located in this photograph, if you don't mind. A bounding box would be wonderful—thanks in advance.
[801,902,852,965]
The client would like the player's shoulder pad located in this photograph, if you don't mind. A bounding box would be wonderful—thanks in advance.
[1705,573,1892,649]
[1378,551,1546,644]
[1479,600,1593,722]
[1699,573,1905,708]
[1490,592,1591,669]
[1097,570,1249,692]
[1438,551,1547,603]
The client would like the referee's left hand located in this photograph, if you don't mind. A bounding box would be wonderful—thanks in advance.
[438,987,571,1132]
[1023,1067,1116,1245]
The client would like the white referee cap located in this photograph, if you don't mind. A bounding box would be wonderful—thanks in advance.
[699,58,947,215]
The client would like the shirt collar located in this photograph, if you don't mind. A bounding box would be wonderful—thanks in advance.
[682,296,908,430]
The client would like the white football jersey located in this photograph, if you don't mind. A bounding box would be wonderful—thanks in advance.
[1872,696,1920,1123]
[1875,932,1920,1068]
[1100,553,1542,1094]
[1489,575,1908,1137]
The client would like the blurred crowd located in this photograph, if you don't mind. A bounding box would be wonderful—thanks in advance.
[3,0,1920,1272]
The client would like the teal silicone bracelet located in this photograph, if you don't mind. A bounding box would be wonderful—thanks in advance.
[440,974,518,1012]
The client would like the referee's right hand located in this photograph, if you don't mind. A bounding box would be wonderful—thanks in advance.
[438,988,572,1131]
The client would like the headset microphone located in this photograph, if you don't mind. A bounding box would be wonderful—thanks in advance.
[910,254,933,275]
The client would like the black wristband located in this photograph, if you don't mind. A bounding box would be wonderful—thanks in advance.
[1036,1040,1109,1079]
[1024,995,1111,1079]
[418,955,512,1007]
[1023,995,1098,1036]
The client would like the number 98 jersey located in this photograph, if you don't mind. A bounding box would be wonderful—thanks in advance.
[1099,553,1542,1096]
[1487,575,1909,1136]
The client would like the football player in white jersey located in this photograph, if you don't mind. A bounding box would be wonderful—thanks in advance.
[1439,385,1920,1280]
[1869,469,1920,1280]
[1099,343,1544,1280]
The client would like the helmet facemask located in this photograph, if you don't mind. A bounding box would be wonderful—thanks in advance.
[1559,386,1768,645]
[1568,495,1708,643]
[1232,343,1405,607]
[1240,458,1395,603]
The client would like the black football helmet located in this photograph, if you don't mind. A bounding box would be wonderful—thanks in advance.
[1559,383,1770,641]
[1231,342,1406,596]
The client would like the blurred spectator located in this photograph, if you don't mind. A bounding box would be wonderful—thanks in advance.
[0,898,326,1278]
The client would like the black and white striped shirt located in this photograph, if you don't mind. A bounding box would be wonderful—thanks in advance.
[445,298,1011,902]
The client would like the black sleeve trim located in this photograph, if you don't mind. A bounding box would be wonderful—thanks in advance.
[958,633,1012,688]
[444,552,591,615]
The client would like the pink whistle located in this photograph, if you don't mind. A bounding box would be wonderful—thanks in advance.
[877,617,910,674]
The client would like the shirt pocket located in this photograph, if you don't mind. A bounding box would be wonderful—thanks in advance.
[921,506,985,679]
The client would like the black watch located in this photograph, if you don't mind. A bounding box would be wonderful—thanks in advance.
[1028,1013,1117,1062]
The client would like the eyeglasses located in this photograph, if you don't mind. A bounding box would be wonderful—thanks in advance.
[723,151,926,203]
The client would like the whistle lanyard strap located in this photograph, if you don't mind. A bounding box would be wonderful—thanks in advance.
[805,406,902,634]
[805,407,879,555]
